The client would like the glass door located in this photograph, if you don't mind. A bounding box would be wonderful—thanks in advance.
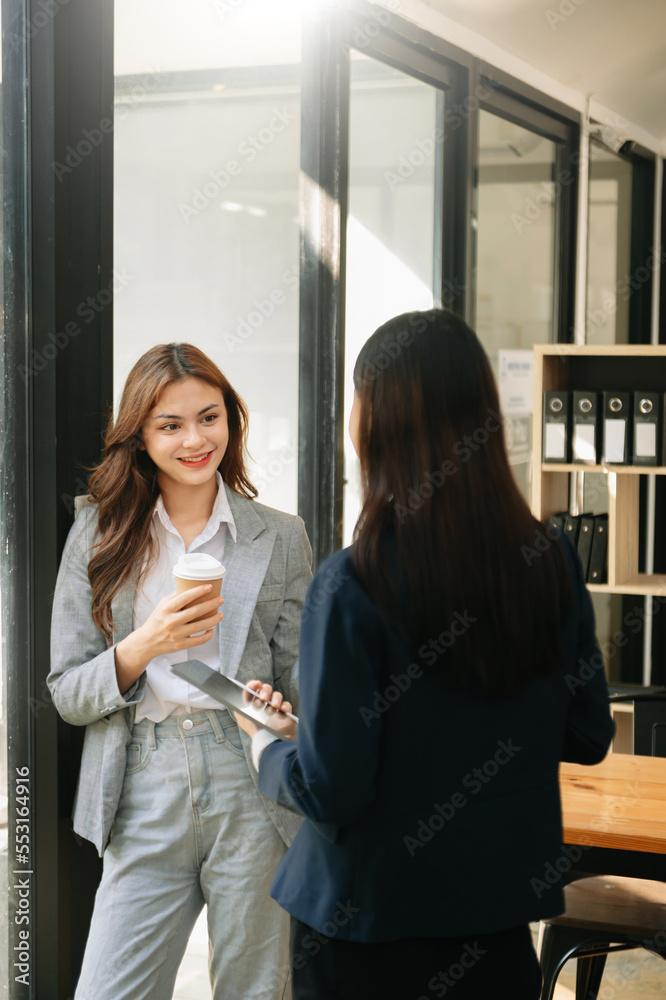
[586,141,633,345]
[113,0,303,990]
[476,110,561,500]
[342,52,442,544]
[114,0,303,515]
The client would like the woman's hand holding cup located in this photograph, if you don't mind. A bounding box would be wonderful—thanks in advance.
[139,585,226,655]
[114,581,225,695]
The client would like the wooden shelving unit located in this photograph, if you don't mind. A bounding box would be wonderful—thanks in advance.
[532,344,666,597]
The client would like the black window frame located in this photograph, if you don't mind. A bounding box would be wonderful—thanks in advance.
[471,61,580,343]
[299,1,472,565]
[3,0,114,996]
[300,1,581,565]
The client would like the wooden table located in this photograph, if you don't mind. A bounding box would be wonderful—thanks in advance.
[560,754,666,881]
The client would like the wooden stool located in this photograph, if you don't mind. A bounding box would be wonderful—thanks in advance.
[538,875,666,999]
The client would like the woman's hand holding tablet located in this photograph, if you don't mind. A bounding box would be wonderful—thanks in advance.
[234,680,297,741]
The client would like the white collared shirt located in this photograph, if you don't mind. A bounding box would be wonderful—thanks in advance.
[133,472,237,723]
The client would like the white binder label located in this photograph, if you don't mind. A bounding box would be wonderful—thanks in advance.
[635,423,657,458]
[604,419,626,463]
[574,424,596,462]
[545,423,566,459]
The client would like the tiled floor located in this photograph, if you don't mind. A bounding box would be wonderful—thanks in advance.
[174,913,665,998]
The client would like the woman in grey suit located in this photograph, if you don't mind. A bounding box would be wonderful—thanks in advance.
[48,343,312,1000]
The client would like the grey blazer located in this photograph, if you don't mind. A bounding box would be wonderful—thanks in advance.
[48,486,312,856]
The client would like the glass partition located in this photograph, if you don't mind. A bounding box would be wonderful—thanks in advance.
[586,140,633,345]
[586,141,638,679]
[114,0,302,515]
[476,110,558,500]
[343,52,438,544]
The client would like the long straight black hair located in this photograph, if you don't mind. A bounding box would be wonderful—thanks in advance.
[351,309,572,698]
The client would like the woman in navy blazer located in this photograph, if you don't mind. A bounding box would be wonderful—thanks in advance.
[237,310,614,999]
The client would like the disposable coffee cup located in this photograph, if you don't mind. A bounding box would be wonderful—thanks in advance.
[173,553,226,628]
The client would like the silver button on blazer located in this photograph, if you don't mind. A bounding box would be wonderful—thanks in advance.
[48,485,312,856]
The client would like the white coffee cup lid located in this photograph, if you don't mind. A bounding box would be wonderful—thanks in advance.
[173,553,226,581]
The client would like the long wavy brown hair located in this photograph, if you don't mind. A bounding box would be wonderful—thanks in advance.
[87,343,256,641]
[351,309,573,698]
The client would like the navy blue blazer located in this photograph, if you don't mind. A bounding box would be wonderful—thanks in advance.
[257,534,614,942]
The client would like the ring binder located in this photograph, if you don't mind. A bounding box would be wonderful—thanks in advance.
[576,514,595,581]
[542,391,571,462]
[564,513,581,547]
[587,514,609,585]
[572,392,600,465]
[632,391,661,466]
[602,391,631,464]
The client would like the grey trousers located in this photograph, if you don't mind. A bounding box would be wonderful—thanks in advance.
[75,710,291,1000]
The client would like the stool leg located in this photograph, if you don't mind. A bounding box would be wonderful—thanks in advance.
[538,925,609,1000]
[539,926,581,1000]
[575,954,607,1000]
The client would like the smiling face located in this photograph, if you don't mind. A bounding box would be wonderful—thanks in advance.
[140,377,229,492]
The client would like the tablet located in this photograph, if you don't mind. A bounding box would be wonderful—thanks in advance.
[170,659,298,741]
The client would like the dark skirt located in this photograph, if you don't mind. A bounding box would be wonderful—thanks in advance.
[290,917,542,1000]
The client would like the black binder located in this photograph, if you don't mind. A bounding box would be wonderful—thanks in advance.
[632,391,661,466]
[547,511,567,533]
[563,513,581,547]
[587,514,609,585]
[572,391,600,465]
[602,391,631,464]
[576,513,595,580]
[542,391,571,463]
